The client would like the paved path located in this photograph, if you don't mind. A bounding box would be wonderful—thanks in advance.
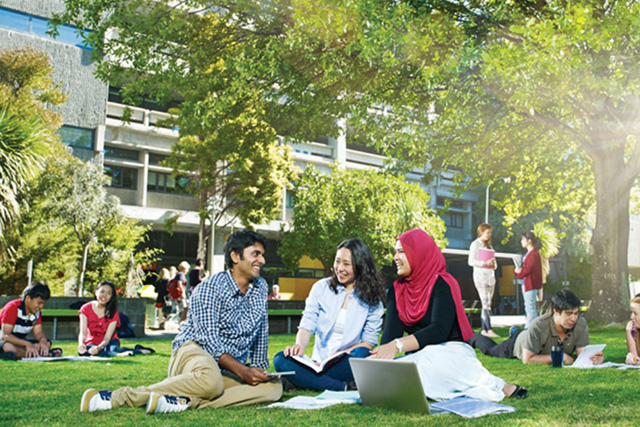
[491,315,526,328]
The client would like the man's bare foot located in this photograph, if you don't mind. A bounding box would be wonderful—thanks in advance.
[481,330,500,338]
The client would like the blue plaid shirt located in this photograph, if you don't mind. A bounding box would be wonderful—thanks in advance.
[172,270,270,369]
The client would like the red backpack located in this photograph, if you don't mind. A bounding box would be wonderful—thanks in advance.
[168,276,183,300]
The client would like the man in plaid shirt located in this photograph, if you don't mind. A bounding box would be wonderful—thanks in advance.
[81,230,282,414]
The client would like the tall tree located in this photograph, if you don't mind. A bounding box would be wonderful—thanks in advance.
[39,155,132,296]
[0,48,66,258]
[279,165,446,274]
[54,2,302,261]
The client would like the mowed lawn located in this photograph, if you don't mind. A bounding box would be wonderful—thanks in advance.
[1,326,637,426]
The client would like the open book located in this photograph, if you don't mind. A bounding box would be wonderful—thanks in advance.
[291,352,347,374]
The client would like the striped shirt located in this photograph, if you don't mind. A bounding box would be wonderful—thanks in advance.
[172,270,270,370]
[0,298,42,339]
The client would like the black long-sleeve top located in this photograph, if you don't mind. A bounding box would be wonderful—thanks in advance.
[380,277,463,349]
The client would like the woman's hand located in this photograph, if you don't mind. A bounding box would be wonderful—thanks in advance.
[514,267,522,274]
[284,344,305,357]
[88,345,101,355]
[368,342,397,360]
[626,352,640,365]
[78,343,87,354]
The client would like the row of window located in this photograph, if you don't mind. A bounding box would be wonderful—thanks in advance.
[104,166,193,195]
[104,146,169,166]
[0,6,90,49]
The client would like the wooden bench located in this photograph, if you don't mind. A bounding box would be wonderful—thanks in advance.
[0,308,78,341]
[268,309,303,334]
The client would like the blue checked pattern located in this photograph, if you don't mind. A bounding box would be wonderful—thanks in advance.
[172,271,270,369]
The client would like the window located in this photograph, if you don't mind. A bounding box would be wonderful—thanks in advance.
[444,212,464,229]
[148,171,192,195]
[58,126,94,161]
[108,87,181,113]
[105,166,137,189]
[59,126,93,148]
[149,153,169,166]
[0,7,91,49]
[436,196,464,210]
[104,147,139,162]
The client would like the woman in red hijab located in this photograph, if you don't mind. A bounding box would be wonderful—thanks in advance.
[370,229,527,401]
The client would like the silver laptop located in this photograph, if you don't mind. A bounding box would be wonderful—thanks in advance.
[349,358,430,414]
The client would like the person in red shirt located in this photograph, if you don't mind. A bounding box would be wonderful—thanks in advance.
[515,231,543,328]
[78,281,153,357]
[0,282,60,360]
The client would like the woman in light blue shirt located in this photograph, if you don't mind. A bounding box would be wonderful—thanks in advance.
[273,238,385,391]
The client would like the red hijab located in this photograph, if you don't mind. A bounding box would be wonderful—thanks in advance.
[393,229,473,341]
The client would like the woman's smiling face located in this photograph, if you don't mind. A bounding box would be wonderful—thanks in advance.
[394,240,411,277]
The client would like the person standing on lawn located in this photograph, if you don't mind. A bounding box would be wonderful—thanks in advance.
[468,289,604,365]
[0,282,62,360]
[515,231,543,328]
[468,223,499,338]
[80,229,282,414]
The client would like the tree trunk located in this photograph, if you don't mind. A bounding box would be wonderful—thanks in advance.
[77,242,90,297]
[588,146,633,323]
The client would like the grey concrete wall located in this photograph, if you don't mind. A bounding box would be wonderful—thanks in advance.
[107,187,138,206]
[0,0,67,18]
[0,1,107,129]
[147,192,199,210]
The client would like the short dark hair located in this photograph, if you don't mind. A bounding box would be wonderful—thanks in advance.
[22,282,51,300]
[551,289,581,312]
[195,258,204,267]
[223,230,267,270]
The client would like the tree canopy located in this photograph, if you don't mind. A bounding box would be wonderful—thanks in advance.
[279,165,446,274]
[56,0,640,320]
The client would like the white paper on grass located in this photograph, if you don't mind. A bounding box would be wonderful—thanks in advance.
[565,344,606,368]
[20,356,110,362]
[430,396,516,419]
[262,396,354,410]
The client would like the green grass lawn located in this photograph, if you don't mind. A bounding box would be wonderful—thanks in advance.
[2,326,637,426]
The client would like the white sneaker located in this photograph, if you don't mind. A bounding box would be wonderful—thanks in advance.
[145,392,190,414]
[80,389,112,412]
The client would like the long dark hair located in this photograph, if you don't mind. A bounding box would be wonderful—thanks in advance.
[328,239,385,306]
[96,281,118,320]
[522,231,542,251]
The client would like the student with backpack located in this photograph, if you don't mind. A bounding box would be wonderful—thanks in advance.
[168,261,189,323]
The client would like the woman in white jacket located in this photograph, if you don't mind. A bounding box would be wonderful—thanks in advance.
[468,223,498,338]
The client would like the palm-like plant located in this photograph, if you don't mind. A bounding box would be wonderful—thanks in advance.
[533,222,560,258]
[0,111,51,254]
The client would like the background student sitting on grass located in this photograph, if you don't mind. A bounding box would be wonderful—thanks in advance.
[468,289,604,365]
[0,282,62,360]
[78,280,154,357]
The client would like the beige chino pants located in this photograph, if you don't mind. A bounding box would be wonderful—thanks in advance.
[111,340,282,409]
